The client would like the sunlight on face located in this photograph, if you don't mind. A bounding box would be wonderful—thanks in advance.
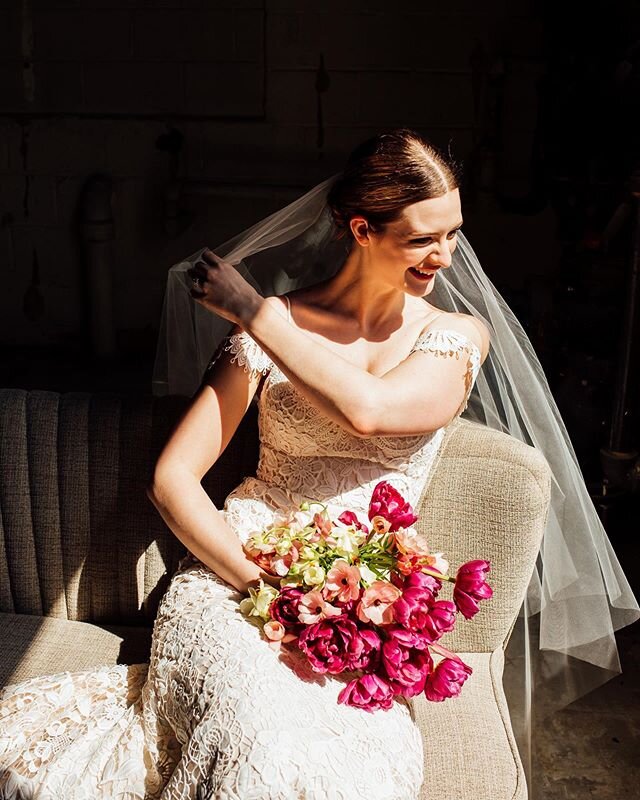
[371,189,463,297]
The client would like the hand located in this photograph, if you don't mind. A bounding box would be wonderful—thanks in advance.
[187,249,263,326]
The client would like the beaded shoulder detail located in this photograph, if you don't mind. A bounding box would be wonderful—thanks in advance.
[207,331,274,381]
[409,328,482,416]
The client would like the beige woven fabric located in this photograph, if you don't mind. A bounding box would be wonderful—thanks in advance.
[413,648,527,800]
[415,417,551,653]
[0,389,259,625]
[0,612,151,686]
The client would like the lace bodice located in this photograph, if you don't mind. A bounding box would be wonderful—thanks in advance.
[211,320,482,541]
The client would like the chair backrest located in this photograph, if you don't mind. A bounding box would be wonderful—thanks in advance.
[415,417,551,652]
[0,390,551,651]
[0,389,259,625]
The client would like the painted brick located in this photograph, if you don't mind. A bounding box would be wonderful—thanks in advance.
[104,120,171,178]
[54,175,85,227]
[0,63,25,111]
[267,0,519,12]
[267,70,362,126]
[0,127,9,172]
[0,175,25,228]
[28,119,108,175]
[33,10,132,61]
[184,63,263,117]
[0,121,23,173]
[83,61,185,114]
[133,10,237,62]
[357,71,474,128]
[0,6,22,62]
[0,175,59,227]
[33,61,83,111]
[32,1,82,8]
[269,12,493,72]
[133,9,262,63]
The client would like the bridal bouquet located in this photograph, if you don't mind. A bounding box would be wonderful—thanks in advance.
[239,481,493,713]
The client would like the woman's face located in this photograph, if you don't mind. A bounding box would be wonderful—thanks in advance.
[364,188,463,297]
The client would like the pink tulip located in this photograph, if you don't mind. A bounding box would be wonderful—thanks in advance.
[357,581,401,626]
[349,626,382,671]
[299,615,378,674]
[338,510,369,534]
[381,636,433,698]
[403,571,442,597]
[270,586,305,634]
[453,560,493,620]
[337,672,395,713]
[420,600,456,641]
[424,657,473,702]
[368,481,418,532]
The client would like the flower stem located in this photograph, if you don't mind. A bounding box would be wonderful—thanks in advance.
[420,566,455,583]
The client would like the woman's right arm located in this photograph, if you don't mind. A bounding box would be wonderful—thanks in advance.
[146,326,278,595]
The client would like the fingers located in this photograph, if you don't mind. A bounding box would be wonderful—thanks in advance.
[201,248,221,266]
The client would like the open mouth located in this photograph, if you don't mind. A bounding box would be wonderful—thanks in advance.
[408,267,437,281]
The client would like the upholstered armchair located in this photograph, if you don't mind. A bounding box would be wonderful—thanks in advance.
[0,389,551,799]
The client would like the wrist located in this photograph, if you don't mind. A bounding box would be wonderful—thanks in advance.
[236,291,265,328]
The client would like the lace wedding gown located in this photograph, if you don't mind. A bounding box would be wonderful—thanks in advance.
[0,325,481,800]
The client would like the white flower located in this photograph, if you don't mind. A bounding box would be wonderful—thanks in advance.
[332,527,360,558]
[239,580,279,621]
[303,564,325,585]
[358,562,379,586]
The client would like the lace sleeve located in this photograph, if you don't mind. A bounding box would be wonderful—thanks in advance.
[206,331,274,382]
[408,328,482,416]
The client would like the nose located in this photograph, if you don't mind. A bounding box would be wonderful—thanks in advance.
[427,240,453,269]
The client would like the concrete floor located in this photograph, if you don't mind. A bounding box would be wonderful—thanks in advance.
[532,621,640,799]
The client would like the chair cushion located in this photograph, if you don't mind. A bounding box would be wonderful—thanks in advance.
[0,612,151,687]
[412,648,527,800]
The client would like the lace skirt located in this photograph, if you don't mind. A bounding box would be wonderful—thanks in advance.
[0,553,424,799]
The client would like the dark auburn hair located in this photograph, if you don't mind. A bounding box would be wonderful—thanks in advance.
[327,128,461,237]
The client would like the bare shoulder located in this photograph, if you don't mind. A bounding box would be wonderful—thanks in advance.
[425,310,491,363]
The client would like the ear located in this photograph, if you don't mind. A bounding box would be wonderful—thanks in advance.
[349,217,371,246]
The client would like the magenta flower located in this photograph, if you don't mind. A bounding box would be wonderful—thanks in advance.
[419,600,456,641]
[269,586,305,634]
[349,626,382,671]
[393,589,432,634]
[368,481,418,532]
[338,510,369,534]
[299,615,375,674]
[337,672,395,713]
[453,560,493,620]
[381,632,433,698]
[403,570,442,597]
[424,657,473,702]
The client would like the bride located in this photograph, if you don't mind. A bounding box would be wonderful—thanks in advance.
[0,129,637,799]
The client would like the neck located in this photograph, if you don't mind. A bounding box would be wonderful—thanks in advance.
[321,246,407,335]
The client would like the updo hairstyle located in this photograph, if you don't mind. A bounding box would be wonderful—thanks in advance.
[327,129,461,238]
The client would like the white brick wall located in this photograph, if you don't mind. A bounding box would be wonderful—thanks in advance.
[0,0,543,349]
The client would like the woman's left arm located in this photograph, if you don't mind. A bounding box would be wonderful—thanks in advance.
[188,252,489,437]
